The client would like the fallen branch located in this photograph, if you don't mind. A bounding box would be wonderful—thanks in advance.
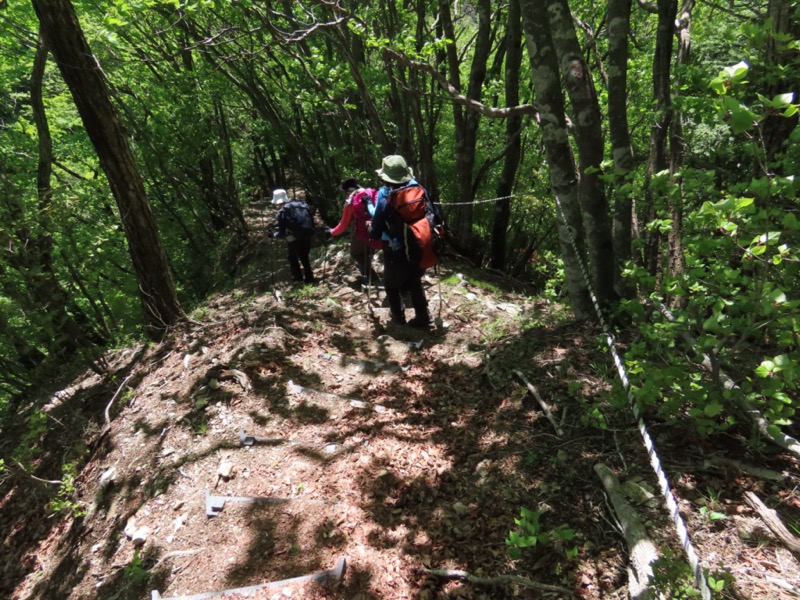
[10,458,62,486]
[514,370,564,436]
[594,463,661,600]
[154,548,204,570]
[105,373,134,425]
[423,568,572,596]
[704,456,786,482]
[743,491,800,557]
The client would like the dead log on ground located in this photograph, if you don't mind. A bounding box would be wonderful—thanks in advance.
[743,490,800,557]
[594,463,661,600]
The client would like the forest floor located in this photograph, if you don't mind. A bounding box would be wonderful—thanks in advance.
[2,201,800,600]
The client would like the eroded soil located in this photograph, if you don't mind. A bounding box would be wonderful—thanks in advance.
[2,204,799,600]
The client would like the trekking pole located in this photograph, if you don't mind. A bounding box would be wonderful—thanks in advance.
[269,235,276,286]
[365,249,375,318]
[321,236,328,280]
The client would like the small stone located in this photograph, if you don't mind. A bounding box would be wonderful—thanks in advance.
[98,467,117,490]
[218,461,235,479]
[124,517,137,540]
[132,526,150,547]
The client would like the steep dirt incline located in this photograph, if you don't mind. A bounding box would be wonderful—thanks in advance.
[3,203,799,600]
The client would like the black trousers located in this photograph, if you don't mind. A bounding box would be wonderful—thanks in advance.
[351,237,380,280]
[382,244,428,320]
[287,238,314,282]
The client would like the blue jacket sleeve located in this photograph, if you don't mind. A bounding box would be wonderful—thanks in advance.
[370,190,389,241]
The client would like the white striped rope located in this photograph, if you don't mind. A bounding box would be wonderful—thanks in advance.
[552,193,713,600]
[433,190,537,206]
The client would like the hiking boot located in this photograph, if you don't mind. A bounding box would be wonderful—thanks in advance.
[407,315,433,328]
[390,313,407,325]
[304,276,317,284]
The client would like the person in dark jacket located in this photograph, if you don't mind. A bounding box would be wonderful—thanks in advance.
[370,156,433,328]
[271,189,316,284]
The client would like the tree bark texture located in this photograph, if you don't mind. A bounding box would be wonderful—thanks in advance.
[643,0,677,277]
[490,0,524,271]
[31,0,185,336]
[607,0,635,297]
[546,0,618,308]
[667,0,694,300]
[761,0,799,171]
[520,0,593,320]
[440,0,492,247]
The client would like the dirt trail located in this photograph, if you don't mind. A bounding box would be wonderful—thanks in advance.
[3,203,799,600]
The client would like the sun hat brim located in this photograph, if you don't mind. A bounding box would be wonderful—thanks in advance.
[375,166,413,184]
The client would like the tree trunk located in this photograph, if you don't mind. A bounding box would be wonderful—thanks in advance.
[608,0,635,297]
[667,0,693,304]
[27,35,106,353]
[31,0,185,336]
[440,0,492,248]
[546,0,618,309]
[520,0,593,320]
[643,0,677,277]
[761,0,799,171]
[490,0,524,271]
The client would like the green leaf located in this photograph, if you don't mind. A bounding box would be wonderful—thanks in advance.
[537,532,550,544]
[768,289,787,305]
[783,213,800,228]
[730,105,758,133]
[755,364,773,378]
[704,401,723,417]
[552,528,575,540]
[726,61,750,82]
[703,313,723,331]
[773,92,794,107]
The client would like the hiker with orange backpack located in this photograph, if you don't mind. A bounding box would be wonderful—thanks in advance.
[370,155,441,328]
[325,177,382,286]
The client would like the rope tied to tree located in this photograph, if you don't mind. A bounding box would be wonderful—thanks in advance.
[552,191,714,600]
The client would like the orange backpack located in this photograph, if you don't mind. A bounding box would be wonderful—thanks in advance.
[388,185,440,270]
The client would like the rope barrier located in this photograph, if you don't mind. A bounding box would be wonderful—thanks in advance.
[433,190,537,207]
[551,192,713,600]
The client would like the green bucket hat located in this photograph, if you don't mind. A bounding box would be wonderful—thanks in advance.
[376,155,414,184]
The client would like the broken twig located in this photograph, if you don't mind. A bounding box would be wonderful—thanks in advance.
[514,370,564,436]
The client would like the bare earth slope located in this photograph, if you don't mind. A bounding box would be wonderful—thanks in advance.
[2,203,799,600]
